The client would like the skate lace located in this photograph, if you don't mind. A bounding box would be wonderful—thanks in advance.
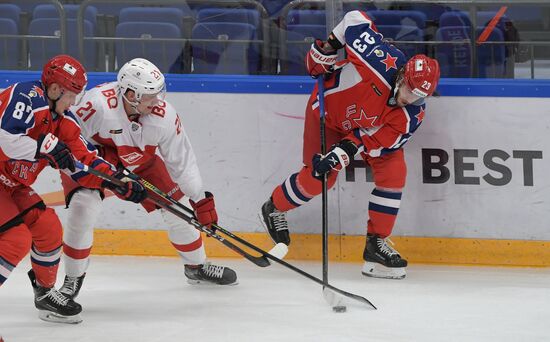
[269,210,288,232]
[43,288,69,306]
[377,238,399,257]
[202,263,225,279]
[64,276,79,292]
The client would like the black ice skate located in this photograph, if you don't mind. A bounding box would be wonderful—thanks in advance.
[184,262,238,285]
[59,273,86,300]
[28,270,82,324]
[260,198,290,245]
[362,234,408,279]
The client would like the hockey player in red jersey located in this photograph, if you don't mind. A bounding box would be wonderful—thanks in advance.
[0,55,147,324]
[58,58,237,302]
[261,11,440,279]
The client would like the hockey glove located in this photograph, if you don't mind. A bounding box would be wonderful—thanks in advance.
[305,39,338,78]
[312,140,358,177]
[36,133,76,172]
[190,192,218,228]
[102,168,148,203]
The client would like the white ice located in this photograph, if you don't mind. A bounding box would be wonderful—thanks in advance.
[1,256,549,342]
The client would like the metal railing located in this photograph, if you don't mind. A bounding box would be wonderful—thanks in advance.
[0,0,548,78]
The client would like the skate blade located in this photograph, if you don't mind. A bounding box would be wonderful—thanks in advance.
[186,279,239,286]
[361,261,406,280]
[38,310,83,324]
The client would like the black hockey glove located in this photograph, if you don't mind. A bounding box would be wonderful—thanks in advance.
[312,139,358,178]
[102,168,148,203]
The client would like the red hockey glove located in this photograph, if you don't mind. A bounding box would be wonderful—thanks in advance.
[36,133,76,172]
[190,192,218,228]
[312,140,358,177]
[305,39,338,78]
[102,168,148,203]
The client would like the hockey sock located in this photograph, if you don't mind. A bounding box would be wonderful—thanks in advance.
[367,189,402,238]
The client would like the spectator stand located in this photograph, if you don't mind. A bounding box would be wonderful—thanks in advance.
[76,0,270,74]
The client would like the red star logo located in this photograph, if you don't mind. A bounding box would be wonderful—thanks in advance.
[415,107,425,122]
[381,53,397,72]
[354,108,378,128]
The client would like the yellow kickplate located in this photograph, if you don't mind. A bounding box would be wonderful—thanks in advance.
[92,229,550,267]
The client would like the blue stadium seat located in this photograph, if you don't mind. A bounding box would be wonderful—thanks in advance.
[260,0,291,18]
[435,26,471,77]
[475,27,506,78]
[343,3,378,13]
[287,9,325,25]
[119,7,188,33]
[376,25,424,58]
[439,11,471,27]
[197,8,260,27]
[283,24,326,75]
[477,11,511,31]
[115,22,183,73]
[0,4,21,27]
[28,18,95,70]
[16,3,41,16]
[191,22,258,74]
[33,4,98,26]
[435,26,505,78]
[0,18,19,69]
[368,10,427,29]
[398,4,451,23]
[91,4,130,16]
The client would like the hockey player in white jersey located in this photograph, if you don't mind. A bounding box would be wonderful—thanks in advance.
[59,58,237,301]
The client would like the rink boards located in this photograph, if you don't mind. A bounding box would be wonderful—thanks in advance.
[3,73,548,266]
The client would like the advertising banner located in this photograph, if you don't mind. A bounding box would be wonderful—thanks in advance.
[36,93,548,240]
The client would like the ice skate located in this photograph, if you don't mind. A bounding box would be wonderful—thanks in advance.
[184,262,238,285]
[260,198,290,245]
[362,234,407,279]
[28,270,83,324]
[59,273,86,300]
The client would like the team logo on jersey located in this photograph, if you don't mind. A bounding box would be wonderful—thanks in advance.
[109,129,123,134]
[381,53,397,71]
[30,85,44,98]
[131,122,141,132]
[371,83,382,96]
[374,49,384,58]
[119,152,143,164]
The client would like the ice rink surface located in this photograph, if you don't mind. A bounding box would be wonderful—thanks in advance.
[1,256,549,342]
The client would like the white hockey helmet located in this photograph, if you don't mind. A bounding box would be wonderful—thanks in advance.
[117,58,166,108]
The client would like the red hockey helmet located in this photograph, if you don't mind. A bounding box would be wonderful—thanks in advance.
[41,54,87,94]
[403,54,440,97]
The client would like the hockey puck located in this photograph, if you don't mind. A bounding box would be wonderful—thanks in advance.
[332,305,347,313]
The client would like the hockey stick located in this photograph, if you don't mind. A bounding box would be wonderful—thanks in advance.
[317,77,348,311]
[112,165,376,309]
[318,77,330,291]
[73,161,271,268]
